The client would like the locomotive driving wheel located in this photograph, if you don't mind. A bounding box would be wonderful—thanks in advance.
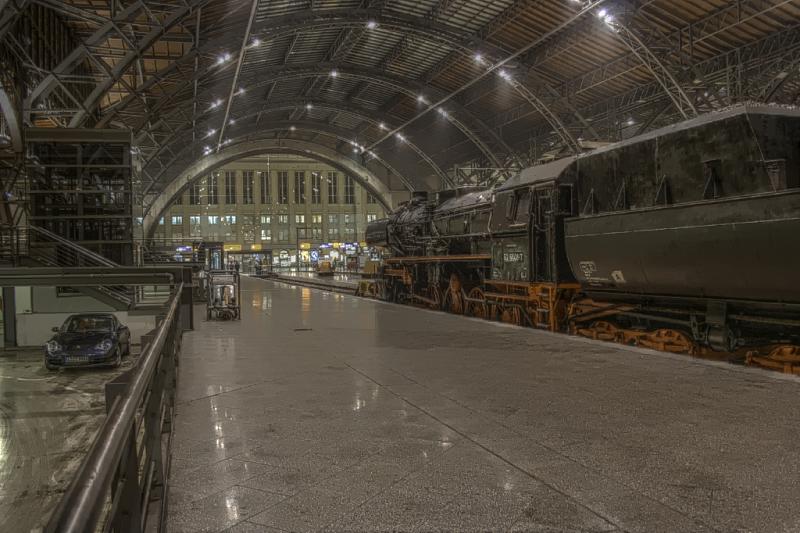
[429,285,443,310]
[447,274,465,315]
[466,287,487,319]
[500,305,522,326]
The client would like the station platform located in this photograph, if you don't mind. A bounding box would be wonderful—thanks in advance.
[261,271,359,293]
[168,276,800,532]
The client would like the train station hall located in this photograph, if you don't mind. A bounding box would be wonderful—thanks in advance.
[1,1,799,532]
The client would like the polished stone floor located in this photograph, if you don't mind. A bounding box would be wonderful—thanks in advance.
[168,277,800,533]
[0,348,140,532]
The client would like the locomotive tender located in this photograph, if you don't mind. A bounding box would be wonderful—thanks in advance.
[365,105,800,357]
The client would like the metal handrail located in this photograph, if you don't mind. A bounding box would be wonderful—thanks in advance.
[44,282,184,533]
[29,225,118,267]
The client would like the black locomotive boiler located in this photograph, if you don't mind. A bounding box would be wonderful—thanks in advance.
[365,105,800,361]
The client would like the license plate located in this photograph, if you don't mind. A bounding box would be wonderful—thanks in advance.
[66,355,89,363]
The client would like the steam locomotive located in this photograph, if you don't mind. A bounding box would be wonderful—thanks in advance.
[365,105,800,359]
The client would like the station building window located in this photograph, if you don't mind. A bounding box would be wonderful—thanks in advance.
[366,214,377,222]
[260,171,271,204]
[222,215,236,224]
[208,174,219,205]
[312,215,322,224]
[208,215,219,224]
[243,171,254,204]
[344,175,355,204]
[367,192,377,204]
[158,217,164,225]
[172,215,183,225]
[225,171,236,204]
[327,172,338,204]
[311,173,321,204]
[294,171,306,204]
[327,214,338,225]
[278,229,289,242]
[278,215,288,225]
[328,227,339,239]
[278,171,288,204]
[295,214,305,224]
[261,215,271,224]
[261,228,272,242]
[189,181,202,205]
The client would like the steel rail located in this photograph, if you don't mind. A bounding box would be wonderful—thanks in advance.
[44,282,183,533]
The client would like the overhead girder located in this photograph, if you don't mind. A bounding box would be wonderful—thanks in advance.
[142,100,450,192]
[131,63,514,176]
[25,0,208,126]
[145,120,418,195]
[0,0,30,43]
[214,122,416,192]
[95,11,506,128]
[142,138,396,239]
[606,16,698,120]
[0,81,23,153]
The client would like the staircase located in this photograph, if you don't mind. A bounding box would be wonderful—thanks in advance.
[22,225,134,310]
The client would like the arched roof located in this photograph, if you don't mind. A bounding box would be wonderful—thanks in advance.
[2,0,798,212]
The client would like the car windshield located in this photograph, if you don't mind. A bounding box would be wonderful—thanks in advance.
[64,316,113,333]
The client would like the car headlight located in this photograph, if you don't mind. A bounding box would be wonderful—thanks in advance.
[95,339,114,352]
[46,340,61,354]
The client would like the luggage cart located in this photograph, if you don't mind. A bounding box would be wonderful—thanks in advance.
[206,270,241,320]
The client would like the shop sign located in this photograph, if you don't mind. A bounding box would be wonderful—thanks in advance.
[224,243,242,252]
[310,250,319,262]
[250,244,262,251]
[176,245,192,253]
[299,242,311,250]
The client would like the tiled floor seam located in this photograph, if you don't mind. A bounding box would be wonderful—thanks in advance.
[315,442,465,531]
[380,363,724,533]
[341,360,631,533]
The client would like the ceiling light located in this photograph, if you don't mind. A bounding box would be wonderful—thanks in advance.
[207,129,216,136]
[251,38,261,47]
[330,69,338,77]
[597,8,608,18]
[498,69,512,81]
[437,108,448,117]
[237,87,245,95]
[417,95,426,104]
[305,103,313,110]
[366,20,377,29]
[626,118,635,126]
[289,125,296,131]
[229,119,235,125]
[474,53,483,63]
[396,133,405,141]
[353,147,359,153]
[604,14,615,24]
[379,122,386,130]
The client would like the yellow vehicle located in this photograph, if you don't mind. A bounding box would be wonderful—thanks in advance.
[317,260,334,276]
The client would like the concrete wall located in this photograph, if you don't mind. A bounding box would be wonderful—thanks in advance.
[12,287,157,347]
[31,287,115,313]
[16,311,157,347]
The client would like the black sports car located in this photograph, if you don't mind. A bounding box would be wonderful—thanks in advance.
[44,313,131,370]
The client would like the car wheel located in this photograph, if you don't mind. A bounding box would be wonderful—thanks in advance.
[45,360,57,371]
[112,348,122,368]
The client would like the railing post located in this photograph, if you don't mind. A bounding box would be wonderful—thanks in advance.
[106,376,142,533]
[114,429,143,533]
